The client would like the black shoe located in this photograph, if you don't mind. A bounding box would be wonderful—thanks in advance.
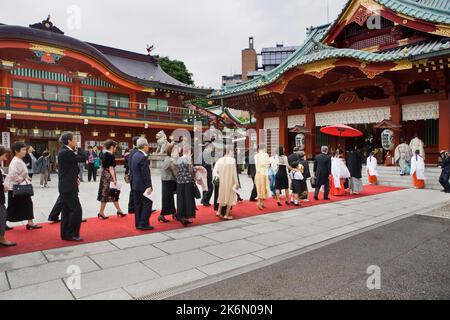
[181,219,192,226]
[277,202,282,207]
[62,236,83,242]
[0,242,17,247]
[26,224,43,230]
[49,219,61,223]
[314,196,319,201]
[97,214,109,220]
[285,201,290,206]
[151,210,157,214]
[249,199,257,202]
[158,215,170,223]
[137,226,154,231]
[202,203,211,207]
[128,211,135,215]
[5,226,13,231]
[324,198,331,200]
[82,219,87,223]
[117,211,127,218]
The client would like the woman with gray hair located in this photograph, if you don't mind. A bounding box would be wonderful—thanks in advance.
[175,147,196,226]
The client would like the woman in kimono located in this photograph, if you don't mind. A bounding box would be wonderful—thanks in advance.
[347,146,364,195]
[366,151,379,185]
[330,150,350,196]
[410,150,426,189]
[394,138,413,176]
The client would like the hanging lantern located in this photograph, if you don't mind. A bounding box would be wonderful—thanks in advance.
[381,129,395,151]
[109,131,116,138]
[125,132,132,138]
[92,130,99,137]
[9,125,17,133]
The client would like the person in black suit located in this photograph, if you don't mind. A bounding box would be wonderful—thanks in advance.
[201,143,214,207]
[126,136,140,214]
[246,150,257,202]
[130,138,154,231]
[313,146,331,201]
[288,147,301,167]
[57,132,86,242]
[439,151,450,193]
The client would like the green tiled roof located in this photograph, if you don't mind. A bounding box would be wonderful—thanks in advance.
[211,0,450,99]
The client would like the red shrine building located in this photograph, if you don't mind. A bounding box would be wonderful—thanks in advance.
[0,17,212,165]
[211,0,450,164]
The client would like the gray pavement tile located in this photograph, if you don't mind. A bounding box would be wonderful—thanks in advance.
[0,272,9,292]
[0,280,73,300]
[311,217,354,228]
[276,216,321,227]
[7,257,100,289]
[80,288,133,300]
[0,252,48,272]
[142,250,221,276]
[67,262,159,299]
[204,228,257,243]
[253,243,302,260]
[163,226,216,240]
[153,236,219,254]
[44,241,119,262]
[324,225,360,237]
[283,224,330,237]
[201,239,266,259]
[239,216,277,225]
[247,231,302,247]
[109,233,171,250]
[293,233,336,248]
[125,269,207,298]
[198,254,263,276]
[89,245,167,269]
[202,220,250,231]
[241,222,290,234]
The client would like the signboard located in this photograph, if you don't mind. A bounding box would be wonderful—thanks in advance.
[1,132,10,149]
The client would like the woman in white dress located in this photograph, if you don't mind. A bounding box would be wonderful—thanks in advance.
[410,150,426,189]
[366,152,379,185]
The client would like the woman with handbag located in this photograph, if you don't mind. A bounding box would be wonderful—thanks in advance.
[3,142,42,230]
[159,145,178,223]
[175,147,197,226]
[97,140,126,219]
[0,145,16,247]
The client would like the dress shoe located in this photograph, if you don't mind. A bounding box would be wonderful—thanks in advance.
[117,211,127,217]
[314,196,319,201]
[324,197,331,200]
[26,224,43,230]
[82,219,87,223]
[249,199,257,202]
[97,214,109,220]
[0,242,17,247]
[201,202,211,207]
[137,226,154,231]
[5,226,13,231]
[158,215,170,223]
[62,236,83,242]
[49,219,60,223]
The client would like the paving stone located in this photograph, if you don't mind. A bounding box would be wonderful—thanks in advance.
[324,225,360,237]
[7,257,99,289]
[67,262,159,299]
[239,216,277,225]
[89,245,167,269]
[44,241,118,262]
[154,236,219,254]
[350,219,381,229]
[0,280,73,300]
[204,228,257,243]
[293,233,336,248]
[242,222,289,234]
[201,239,266,259]
[253,243,302,259]
[0,252,48,272]
[198,254,263,276]
[143,250,221,276]
[247,231,301,247]
[109,233,171,249]
[125,269,207,298]
[0,272,9,292]
[202,220,250,232]
[284,224,330,237]
[80,288,132,300]
[312,217,354,228]
[163,226,216,240]
[276,216,321,227]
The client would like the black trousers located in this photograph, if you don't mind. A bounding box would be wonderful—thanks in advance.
[87,164,97,182]
[201,165,213,205]
[439,171,450,191]
[128,190,135,214]
[60,192,82,239]
[250,175,257,201]
[314,180,330,200]
[133,190,153,228]
[48,196,62,221]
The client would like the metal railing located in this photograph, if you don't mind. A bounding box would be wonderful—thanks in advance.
[0,88,209,125]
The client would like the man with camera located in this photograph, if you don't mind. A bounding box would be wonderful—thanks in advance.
[439,150,450,193]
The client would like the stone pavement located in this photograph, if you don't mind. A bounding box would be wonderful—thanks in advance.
[0,188,447,300]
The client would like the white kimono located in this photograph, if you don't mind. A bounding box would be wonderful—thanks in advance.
[366,155,379,177]
[409,138,425,160]
[410,155,426,180]
[331,157,351,188]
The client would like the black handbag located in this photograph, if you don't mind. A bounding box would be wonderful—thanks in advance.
[193,183,202,199]
[13,181,34,197]
[310,176,317,188]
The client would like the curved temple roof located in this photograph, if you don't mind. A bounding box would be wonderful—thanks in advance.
[211,0,450,99]
[0,24,210,96]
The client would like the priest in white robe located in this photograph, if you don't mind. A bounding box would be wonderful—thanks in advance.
[394,138,413,176]
[409,135,425,160]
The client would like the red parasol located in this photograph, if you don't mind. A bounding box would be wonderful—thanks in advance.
[320,124,363,137]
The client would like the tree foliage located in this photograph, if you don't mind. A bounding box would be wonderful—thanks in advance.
[158,56,195,86]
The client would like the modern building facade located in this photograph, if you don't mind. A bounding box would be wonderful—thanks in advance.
[211,0,450,164]
[0,18,212,165]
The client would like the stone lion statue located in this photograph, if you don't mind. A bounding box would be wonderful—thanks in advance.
[154,130,169,155]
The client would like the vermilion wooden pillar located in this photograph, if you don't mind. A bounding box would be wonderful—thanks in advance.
[72,79,81,104]
[439,98,450,151]
[390,102,402,147]
[305,108,315,160]
[278,109,288,148]
[255,114,263,144]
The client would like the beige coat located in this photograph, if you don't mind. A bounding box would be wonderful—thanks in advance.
[3,156,31,190]
[213,155,239,206]
[254,151,270,200]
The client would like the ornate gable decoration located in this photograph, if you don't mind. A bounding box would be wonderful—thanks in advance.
[336,91,363,104]
[29,43,65,64]
[29,15,64,35]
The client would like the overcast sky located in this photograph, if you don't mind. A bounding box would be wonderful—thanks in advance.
[1,0,347,89]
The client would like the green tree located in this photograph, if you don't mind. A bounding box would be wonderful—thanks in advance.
[158,56,195,86]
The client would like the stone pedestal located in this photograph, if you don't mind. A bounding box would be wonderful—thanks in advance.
[149,154,166,169]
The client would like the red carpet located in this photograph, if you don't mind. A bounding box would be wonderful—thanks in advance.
[0,185,403,258]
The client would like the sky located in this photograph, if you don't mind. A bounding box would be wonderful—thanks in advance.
[1,0,348,89]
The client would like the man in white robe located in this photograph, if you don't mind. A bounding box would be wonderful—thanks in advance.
[394,138,413,176]
[409,135,425,160]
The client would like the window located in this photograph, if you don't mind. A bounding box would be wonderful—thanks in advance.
[44,85,58,101]
[147,98,168,112]
[28,83,41,100]
[12,81,27,98]
[425,119,439,146]
[12,81,71,102]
